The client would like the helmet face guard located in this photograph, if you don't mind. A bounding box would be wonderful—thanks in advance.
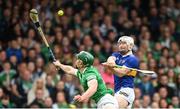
[76,51,94,67]
[118,36,134,51]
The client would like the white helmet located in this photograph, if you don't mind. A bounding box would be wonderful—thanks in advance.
[118,36,134,50]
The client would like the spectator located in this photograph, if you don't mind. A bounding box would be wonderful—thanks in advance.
[156,74,175,98]
[167,69,176,89]
[26,28,37,49]
[11,69,33,107]
[151,102,159,108]
[0,50,7,71]
[45,75,55,101]
[27,78,49,105]
[134,87,142,100]
[152,93,160,103]
[28,88,45,108]
[52,91,71,108]
[137,75,155,96]
[159,87,171,103]
[90,44,106,62]
[54,80,69,103]
[133,99,142,108]
[0,62,16,89]
[101,40,112,58]
[93,57,104,74]
[9,55,18,70]
[6,40,22,63]
[100,15,117,37]
[82,18,91,35]
[159,26,175,48]
[159,99,168,108]
[176,74,180,97]
[0,88,4,99]
[27,48,37,62]
[45,63,60,86]
[64,74,79,103]
[27,61,36,79]
[82,35,93,52]
[91,24,104,45]
[142,95,151,109]
[33,57,46,81]
[44,96,53,108]
[171,96,179,108]
[0,94,15,108]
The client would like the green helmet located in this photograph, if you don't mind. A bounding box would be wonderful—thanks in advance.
[76,51,94,67]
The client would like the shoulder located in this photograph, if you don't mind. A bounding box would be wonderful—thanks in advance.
[111,52,121,57]
[85,67,97,75]
[126,55,139,68]
[128,55,139,62]
[85,67,98,80]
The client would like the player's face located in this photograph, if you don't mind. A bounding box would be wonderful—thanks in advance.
[118,41,129,55]
[75,59,84,69]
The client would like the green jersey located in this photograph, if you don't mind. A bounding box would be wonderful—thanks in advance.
[76,66,113,103]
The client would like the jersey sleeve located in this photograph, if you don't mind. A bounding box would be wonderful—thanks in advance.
[111,52,120,58]
[125,56,139,69]
[85,72,97,82]
[125,56,139,77]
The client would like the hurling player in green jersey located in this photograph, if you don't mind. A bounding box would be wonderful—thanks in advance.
[53,51,118,109]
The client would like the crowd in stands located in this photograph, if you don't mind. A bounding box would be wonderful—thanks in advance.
[0,0,180,108]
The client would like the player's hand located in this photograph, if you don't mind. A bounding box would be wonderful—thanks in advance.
[102,62,116,67]
[73,95,88,102]
[53,60,61,67]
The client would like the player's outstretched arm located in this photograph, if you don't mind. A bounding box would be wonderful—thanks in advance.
[53,60,78,76]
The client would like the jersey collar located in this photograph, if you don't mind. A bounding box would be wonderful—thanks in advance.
[122,51,133,57]
[82,66,92,74]
[82,67,88,74]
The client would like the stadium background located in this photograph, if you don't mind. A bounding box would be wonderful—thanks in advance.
[0,0,180,108]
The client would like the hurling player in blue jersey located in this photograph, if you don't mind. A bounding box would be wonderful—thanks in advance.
[103,36,139,108]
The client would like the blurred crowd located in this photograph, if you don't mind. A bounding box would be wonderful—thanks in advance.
[0,0,180,108]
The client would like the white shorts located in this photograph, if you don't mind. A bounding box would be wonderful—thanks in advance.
[115,87,135,108]
[97,94,119,109]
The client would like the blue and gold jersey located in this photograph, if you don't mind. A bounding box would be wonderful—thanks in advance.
[112,52,139,93]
